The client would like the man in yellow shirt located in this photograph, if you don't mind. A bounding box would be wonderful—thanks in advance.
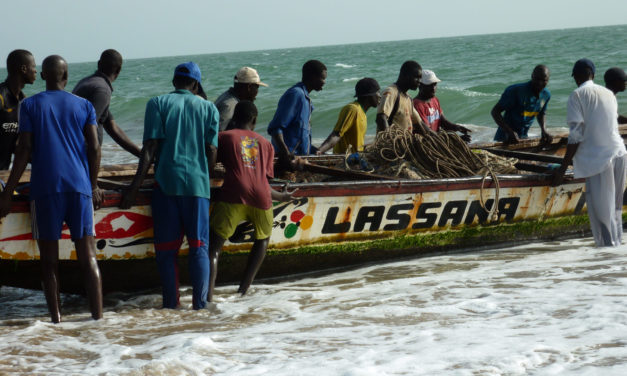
[317,78,380,154]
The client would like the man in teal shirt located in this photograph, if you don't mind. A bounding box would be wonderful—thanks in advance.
[491,65,552,144]
[120,62,218,310]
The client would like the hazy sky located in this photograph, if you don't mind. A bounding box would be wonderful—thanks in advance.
[2,0,626,65]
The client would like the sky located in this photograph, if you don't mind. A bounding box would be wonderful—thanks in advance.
[2,0,626,66]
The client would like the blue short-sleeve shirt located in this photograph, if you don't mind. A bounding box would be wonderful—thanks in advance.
[143,89,219,199]
[19,90,97,199]
[267,82,313,156]
[494,81,550,141]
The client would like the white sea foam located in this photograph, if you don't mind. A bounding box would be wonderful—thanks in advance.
[342,77,360,82]
[335,63,356,69]
[448,86,501,98]
[2,236,627,374]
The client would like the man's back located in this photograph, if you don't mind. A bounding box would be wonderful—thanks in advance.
[143,89,219,198]
[216,129,274,210]
[215,88,238,131]
[267,82,312,156]
[72,72,113,144]
[19,90,96,199]
[568,81,625,178]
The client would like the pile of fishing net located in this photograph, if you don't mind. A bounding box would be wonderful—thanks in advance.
[360,126,520,179]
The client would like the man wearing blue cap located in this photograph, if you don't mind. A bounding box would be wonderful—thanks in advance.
[553,59,626,247]
[120,62,219,309]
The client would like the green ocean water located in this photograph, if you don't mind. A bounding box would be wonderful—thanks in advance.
[7,24,627,163]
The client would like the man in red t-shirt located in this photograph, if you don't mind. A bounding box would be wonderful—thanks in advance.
[209,101,294,301]
[413,69,472,142]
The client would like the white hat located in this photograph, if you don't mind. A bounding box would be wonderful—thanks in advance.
[420,69,441,85]
[234,67,268,87]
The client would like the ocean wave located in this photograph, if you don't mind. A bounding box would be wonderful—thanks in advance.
[447,86,500,98]
[342,77,360,82]
[335,63,356,69]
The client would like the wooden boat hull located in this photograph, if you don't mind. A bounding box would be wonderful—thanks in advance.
[0,173,603,293]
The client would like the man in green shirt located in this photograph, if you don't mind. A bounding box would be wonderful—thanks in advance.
[120,62,219,310]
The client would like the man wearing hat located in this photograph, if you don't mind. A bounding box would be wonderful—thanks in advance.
[553,59,626,247]
[603,67,627,124]
[215,66,267,131]
[413,69,472,142]
[491,65,552,144]
[120,62,219,308]
[317,77,381,154]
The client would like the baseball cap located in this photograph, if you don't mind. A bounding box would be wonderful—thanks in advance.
[355,77,380,97]
[174,61,202,83]
[604,67,627,83]
[420,70,441,85]
[572,59,595,77]
[234,67,268,87]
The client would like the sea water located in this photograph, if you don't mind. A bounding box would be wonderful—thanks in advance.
[5,24,627,164]
[1,25,627,375]
[2,237,627,375]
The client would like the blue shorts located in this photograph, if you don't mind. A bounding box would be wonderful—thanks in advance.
[30,192,94,241]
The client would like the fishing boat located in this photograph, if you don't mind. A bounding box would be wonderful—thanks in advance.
[0,127,625,294]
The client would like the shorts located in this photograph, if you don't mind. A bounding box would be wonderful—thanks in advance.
[30,192,94,240]
[210,201,273,240]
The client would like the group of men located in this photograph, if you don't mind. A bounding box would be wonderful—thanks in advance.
[0,48,625,322]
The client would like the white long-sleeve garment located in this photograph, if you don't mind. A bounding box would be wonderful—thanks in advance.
[567,80,625,178]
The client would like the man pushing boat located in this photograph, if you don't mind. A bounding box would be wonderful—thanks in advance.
[0,55,103,323]
[120,62,219,310]
[72,49,141,160]
[491,65,552,144]
[208,101,294,301]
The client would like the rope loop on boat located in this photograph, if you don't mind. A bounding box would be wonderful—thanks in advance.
[366,127,518,217]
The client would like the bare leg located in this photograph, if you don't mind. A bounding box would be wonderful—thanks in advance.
[238,238,269,296]
[38,240,61,323]
[74,236,103,320]
[208,230,225,303]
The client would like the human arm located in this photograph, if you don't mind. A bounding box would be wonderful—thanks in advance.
[440,115,472,142]
[553,93,583,186]
[0,133,31,219]
[270,131,305,170]
[119,139,158,209]
[206,143,217,173]
[270,184,297,202]
[491,103,519,144]
[411,107,432,136]
[536,112,552,145]
[84,123,104,209]
[551,142,578,186]
[376,113,390,133]
[317,131,341,155]
[103,119,142,157]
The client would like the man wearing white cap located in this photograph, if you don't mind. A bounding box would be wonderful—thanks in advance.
[215,67,268,131]
[413,69,471,142]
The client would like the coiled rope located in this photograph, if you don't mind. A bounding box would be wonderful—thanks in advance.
[365,127,519,221]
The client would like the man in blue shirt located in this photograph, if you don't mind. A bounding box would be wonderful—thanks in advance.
[491,65,552,144]
[120,62,218,310]
[0,55,103,323]
[267,60,327,168]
